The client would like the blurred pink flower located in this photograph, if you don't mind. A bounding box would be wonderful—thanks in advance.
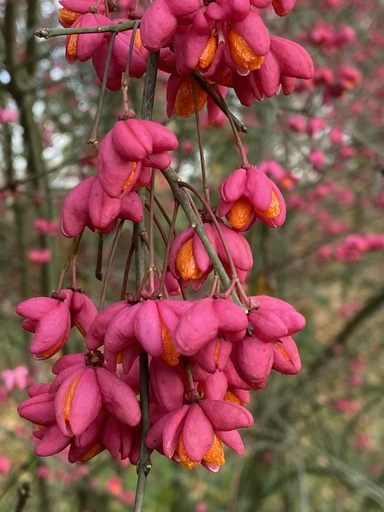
[181,140,195,153]
[36,465,50,478]
[288,115,307,133]
[196,502,208,512]
[0,109,19,123]
[349,357,365,373]
[329,127,344,144]
[27,248,52,264]
[1,365,29,390]
[338,302,361,317]
[316,245,332,263]
[0,456,10,475]
[106,476,123,496]
[33,218,58,235]
[0,387,7,403]
[348,374,362,387]
[308,150,326,170]
[122,490,135,505]
[307,117,327,136]
[331,399,361,413]
[354,433,372,450]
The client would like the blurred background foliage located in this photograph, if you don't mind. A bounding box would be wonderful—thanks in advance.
[1,0,384,511]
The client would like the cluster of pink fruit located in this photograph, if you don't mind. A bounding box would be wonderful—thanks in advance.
[17,0,311,472]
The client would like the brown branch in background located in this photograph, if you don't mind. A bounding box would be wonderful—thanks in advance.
[307,285,384,375]
[4,0,54,296]
[14,482,31,512]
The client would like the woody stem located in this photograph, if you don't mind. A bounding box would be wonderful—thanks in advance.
[162,168,243,309]
[147,170,156,294]
[133,50,159,512]
[34,21,137,39]
[212,84,250,169]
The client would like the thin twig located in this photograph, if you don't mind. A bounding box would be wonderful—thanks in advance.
[213,83,250,168]
[34,20,137,39]
[98,220,125,311]
[147,171,157,294]
[191,77,210,204]
[159,201,179,293]
[162,168,244,307]
[88,32,117,145]
[192,72,248,133]
[120,237,135,300]
[178,180,247,306]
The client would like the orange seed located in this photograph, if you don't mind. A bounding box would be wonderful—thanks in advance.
[254,191,281,219]
[175,77,207,118]
[226,198,253,229]
[176,239,204,280]
[227,28,265,71]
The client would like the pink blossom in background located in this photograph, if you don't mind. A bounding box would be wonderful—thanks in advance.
[349,357,365,373]
[306,117,327,136]
[0,456,10,475]
[1,365,29,390]
[0,108,19,123]
[27,248,52,264]
[36,465,50,479]
[348,374,362,387]
[261,451,273,463]
[0,388,7,403]
[313,66,334,85]
[196,502,208,512]
[122,491,135,505]
[331,399,361,413]
[288,115,307,133]
[316,245,332,263]
[354,433,372,450]
[337,188,354,204]
[338,302,361,317]
[181,140,195,153]
[308,150,326,170]
[106,476,123,496]
[324,0,344,7]
[33,218,58,235]
[329,127,344,144]
[332,344,344,355]
[338,146,356,159]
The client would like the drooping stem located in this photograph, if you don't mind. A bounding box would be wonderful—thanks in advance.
[95,232,104,281]
[178,181,240,290]
[213,84,250,169]
[120,237,135,300]
[88,32,117,145]
[191,77,210,204]
[98,220,125,312]
[163,169,244,308]
[57,233,83,292]
[159,201,179,294]
[147,171,156,294]
[193,72,248,133]
[133,50,159,512]
[121,20,140,116]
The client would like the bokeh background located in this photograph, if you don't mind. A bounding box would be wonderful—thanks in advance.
[1,0,384,510]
